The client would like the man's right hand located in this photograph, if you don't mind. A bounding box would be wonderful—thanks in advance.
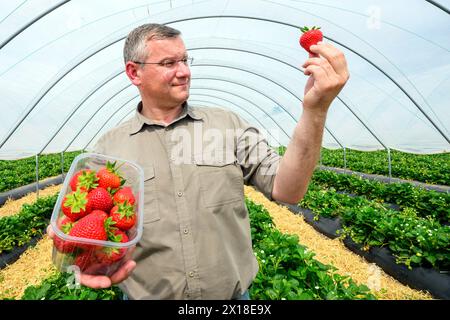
[47,225,137,289]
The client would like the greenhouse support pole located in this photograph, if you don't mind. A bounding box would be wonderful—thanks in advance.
[343,147,347,171]
[61,151,65,180]
[387,148,392,183]
[35,154,39,199]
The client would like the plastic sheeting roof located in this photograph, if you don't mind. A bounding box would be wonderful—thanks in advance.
[0,0,449,160]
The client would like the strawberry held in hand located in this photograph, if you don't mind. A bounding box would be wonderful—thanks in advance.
[61,189,92,221]
[110,202,136,231]
[96,161,124,192]
[299,26,323,54]
[53,217,76,253]
[69,169,98,192]
[96,229,129,264]
[88,187,114,212]
[68,210,108,249]
[113,186,136,205]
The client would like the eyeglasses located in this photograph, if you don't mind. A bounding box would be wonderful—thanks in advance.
[133,57,194,69]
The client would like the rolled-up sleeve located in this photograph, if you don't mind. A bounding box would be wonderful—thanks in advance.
[234,117,281,200]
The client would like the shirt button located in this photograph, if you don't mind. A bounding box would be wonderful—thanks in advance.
[177,191,183,197]
[189,271,195,277]
[183,228,189,234]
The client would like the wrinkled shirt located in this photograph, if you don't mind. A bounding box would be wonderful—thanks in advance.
[92,102,280,299]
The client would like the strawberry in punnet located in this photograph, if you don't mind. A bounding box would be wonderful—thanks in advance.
[88,187,114,212]
[74,250,97,272]
[110,202,136,231]
[53,216,76,253]
[96,161,124,192]
[299,26,323,54]
[68,210,108,249]
[96,229,129,264]
[69,169,98,192]
[61,189,92,221]
[113,186,136,205]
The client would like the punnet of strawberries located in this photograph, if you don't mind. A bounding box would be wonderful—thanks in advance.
[50,153,143,276]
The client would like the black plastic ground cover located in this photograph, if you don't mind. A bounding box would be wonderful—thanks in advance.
[279,201,450,300]
[0,175,64,206]
[0,234,44,269]
[318,166,450,193]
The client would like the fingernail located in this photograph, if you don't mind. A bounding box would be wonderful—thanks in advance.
[317,41,323,45]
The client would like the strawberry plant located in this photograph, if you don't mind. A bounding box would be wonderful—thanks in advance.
[298,185,450,270]
[0,194,57,254]
[0,151,83,193]
[341,206,450,270]
[299,26,323,54]
[318,148,449,185]
[276,147,449,185]
[247,198,376,300]
[311,170,450,222]
[20,272,122,300]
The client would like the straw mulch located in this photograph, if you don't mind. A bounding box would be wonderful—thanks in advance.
[0,184,62,299]
[0,185,62,218]
[244,185,433,300]
[0,235,55,299]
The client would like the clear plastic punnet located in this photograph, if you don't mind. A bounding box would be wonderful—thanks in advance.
[50,152,144,277]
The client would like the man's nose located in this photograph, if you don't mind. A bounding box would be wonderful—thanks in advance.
[176,61,191,77]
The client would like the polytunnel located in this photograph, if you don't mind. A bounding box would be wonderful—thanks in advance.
[1,0,450,303]
[0,0,449,160]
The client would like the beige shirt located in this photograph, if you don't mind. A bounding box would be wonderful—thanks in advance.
[93,102,280,299]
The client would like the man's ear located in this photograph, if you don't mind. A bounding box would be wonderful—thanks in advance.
[125,61,142,86]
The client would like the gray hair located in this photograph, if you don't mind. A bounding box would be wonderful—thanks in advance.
[123,23,181,64]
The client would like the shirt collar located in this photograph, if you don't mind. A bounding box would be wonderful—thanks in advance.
[129,101,202,135]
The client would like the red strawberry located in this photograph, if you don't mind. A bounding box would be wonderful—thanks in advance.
[96,161,124,192]
[88,187,113,212]
[110,202,136,231]
[69,169,98,192]
[96,229,129,264]
[53,216,76,253]
[113,187,136,205]
[299,26,323,54]
[89,209,109,221]
[74,250,97,272]
[61,189,92,221]
[68,211,108,249]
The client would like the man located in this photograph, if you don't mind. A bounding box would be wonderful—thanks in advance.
[49,23,349,299]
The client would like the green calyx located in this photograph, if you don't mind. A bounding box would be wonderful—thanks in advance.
[64,189,88,213]
[77,170,98,190]
[116,202,135,219]
[61,221,74,234]
[300,26,321,33]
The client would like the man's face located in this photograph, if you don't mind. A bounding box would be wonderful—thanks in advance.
[137,36,191,107]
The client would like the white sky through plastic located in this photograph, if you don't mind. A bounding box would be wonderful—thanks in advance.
[0,0,449,159]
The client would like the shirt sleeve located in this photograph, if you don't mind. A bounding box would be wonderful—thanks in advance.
[233,114,281,200]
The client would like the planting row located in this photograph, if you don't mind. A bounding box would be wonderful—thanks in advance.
[311,170,450,223]
[299,183,449,271]
[0,195,57,256]
[2,197,375,300]
[0,151,82,193]
[276,147,449,185]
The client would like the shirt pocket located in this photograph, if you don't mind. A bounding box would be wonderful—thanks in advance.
[142,165,160,224]
[195,156,243,208]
